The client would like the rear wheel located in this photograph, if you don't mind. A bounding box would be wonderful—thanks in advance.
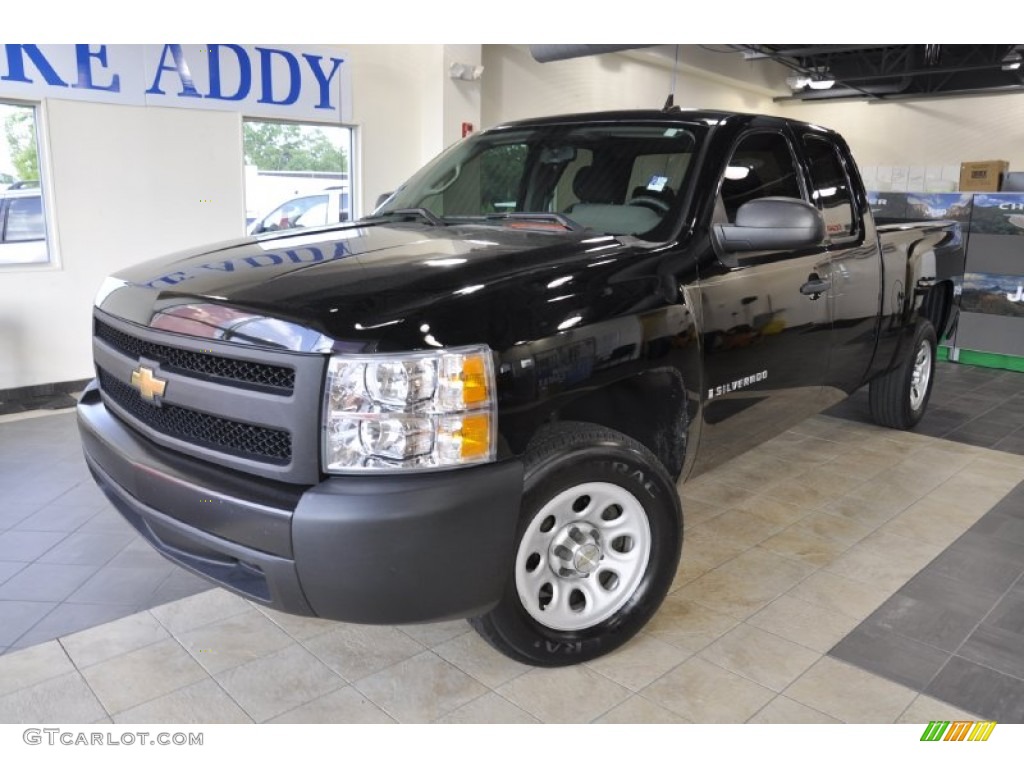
[470,423,682,667]
[869,320,936,429]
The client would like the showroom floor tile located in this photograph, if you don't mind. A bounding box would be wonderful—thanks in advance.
[827,359,1024,453]
[830,479,1024,721]
[0,396,1022,722]
[0,409,210,651]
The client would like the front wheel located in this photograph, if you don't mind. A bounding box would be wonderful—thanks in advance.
[869,320,937,429]
[470,423,683,666]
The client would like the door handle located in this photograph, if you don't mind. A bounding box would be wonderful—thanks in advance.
[800,274,831,298]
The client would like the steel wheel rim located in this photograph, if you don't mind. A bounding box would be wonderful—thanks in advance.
[515,481,652,632]
[910,339,932,411]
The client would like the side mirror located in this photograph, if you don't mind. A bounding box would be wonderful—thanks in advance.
[714,197,824,253]
[375,192,395,210]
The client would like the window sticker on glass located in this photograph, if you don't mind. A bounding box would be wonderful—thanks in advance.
[647,175,669,192]
[663,128,681,137]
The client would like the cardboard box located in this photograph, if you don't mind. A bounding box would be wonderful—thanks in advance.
[960,160,1009,192]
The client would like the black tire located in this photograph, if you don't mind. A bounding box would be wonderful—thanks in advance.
[469,422,683,667]
[869,320,937,430]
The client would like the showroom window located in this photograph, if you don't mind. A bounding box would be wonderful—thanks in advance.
[0,101,49,266]
[243,120,353,235]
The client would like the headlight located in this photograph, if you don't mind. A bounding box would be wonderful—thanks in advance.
[322,345,496,472]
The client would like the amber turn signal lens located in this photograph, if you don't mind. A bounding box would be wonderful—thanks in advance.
[461,355,490,405]
[459,413,492,460]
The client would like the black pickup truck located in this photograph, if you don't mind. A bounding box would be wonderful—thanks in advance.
[78,109,958,666]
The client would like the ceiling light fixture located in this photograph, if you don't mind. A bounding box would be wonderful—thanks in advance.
[787,67,835,91]
[807,71,836,90]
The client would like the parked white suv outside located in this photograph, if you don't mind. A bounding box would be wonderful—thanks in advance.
[248,187,351,236]
[0,186,47,265]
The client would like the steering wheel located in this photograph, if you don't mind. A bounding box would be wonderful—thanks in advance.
[628,195,671,214]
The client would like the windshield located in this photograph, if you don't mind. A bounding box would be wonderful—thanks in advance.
[375,122,703,239]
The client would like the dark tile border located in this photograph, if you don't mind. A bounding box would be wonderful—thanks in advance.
[828,479,1024,721]
[827,362,1024,455]
[0,378,90,403]
[0,412,210,654]
[0,378,89,415]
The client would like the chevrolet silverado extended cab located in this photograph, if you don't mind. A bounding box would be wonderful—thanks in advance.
[78,110,958,666]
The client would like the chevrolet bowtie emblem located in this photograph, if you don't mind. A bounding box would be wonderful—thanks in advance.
[130,366,167,403]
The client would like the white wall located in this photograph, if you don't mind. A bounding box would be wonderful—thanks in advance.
[0,101,246,391]
[481,45,783,127]
[353,44,482,206]
[481,44,1024,177]
[778,94,1024,170]
[0,44,470,391]
[442,45,483,148]
[351,45,445,210]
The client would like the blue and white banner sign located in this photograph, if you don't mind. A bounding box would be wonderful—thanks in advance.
[0,44,352,124]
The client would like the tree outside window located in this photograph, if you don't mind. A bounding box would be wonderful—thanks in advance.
[243,120,353,233]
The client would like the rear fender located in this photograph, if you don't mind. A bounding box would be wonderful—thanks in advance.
[874,226,947,375]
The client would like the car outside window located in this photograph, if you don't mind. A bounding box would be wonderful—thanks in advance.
[4,195,44,241]
[255,194,329,233]
[295,201,329,228]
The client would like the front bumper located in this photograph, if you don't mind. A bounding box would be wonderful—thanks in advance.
[77,380,524,624]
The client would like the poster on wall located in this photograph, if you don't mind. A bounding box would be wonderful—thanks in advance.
[958,273,1024,318]
[905,193,974,223]
[953,193,1024,359]
[959,193,1024,320]
[968,193,1024,235]
[867,191,908,219]
[0,44,353,124]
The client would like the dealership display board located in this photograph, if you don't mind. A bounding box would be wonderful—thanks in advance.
[870,191,1024,367]
[954,193,1024,360]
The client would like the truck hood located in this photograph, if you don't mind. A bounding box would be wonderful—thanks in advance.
[97,221,679,354]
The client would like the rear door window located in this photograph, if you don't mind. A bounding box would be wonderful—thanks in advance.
[803,135,857,240]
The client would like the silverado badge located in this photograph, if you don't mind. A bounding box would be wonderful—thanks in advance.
[130,366,167,403]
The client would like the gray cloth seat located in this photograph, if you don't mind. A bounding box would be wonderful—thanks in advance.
[566,166,661,235]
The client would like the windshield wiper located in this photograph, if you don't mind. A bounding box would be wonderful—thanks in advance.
[478,213,583,231]
[364,207,446,226]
